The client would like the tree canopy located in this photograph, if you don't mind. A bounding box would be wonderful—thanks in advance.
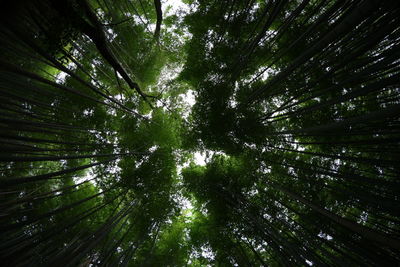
[1,0,399,266]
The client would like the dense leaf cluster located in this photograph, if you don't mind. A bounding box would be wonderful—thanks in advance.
[0,0,399,266]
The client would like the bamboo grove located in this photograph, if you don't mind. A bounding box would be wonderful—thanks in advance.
[0,0,399,266]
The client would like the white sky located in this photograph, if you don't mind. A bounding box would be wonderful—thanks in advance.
[164,0,190,14]
[194,151,206,165]
[182,89,195,105]
[193,150,226,166]
[180,89,196,119]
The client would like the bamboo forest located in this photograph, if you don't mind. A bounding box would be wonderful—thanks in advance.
[1,0,400,266]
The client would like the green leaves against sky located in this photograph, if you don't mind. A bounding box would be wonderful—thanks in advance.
[1,0,400,266]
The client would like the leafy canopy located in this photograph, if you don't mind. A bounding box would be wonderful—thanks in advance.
[0,0,399,266]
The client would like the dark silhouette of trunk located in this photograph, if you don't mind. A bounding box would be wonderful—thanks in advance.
[153,0,162,40]
[52,0,154,105]
[247,0,381,102]
[273,184,400,250]
[0,151,150,162]
[0,158,115,186]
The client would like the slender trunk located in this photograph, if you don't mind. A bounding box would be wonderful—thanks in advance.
[0,158,115,186]
[273,184,400,250]
[153,0,162,40]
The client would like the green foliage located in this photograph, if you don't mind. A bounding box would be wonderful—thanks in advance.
[0,0,399,266]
